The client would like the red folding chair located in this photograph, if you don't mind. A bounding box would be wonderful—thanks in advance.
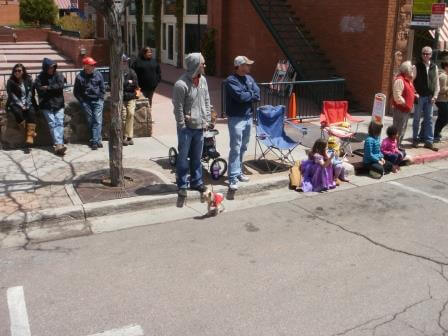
[320,101,363,157]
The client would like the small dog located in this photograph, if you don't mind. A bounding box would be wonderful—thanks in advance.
[202,187,225,216]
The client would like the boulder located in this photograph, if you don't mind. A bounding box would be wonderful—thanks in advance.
[0,95,152,149]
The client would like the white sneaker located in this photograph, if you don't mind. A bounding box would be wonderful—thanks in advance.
[229,181,239,191]
[237,174,250,182]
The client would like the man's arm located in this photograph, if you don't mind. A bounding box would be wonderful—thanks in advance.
[434,66,440,100]
[73,76,83,102]
[251,79,261,102]
[226,76,254,103]
[203,79,211,125]
[172,82,186,128]
[392,78,405,105]
[98,72,105,98]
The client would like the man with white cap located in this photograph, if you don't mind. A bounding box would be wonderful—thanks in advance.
[225,56,260,191]
[74,56,105,150]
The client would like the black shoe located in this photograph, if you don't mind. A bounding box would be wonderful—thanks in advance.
[97,142,103,148]
[412,140,419,148]
[424,142,439,151]
[91,143,98,150]
[123,138,129,146]
[191,184,207,193]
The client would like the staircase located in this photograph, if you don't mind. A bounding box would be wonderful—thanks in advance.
[251,0,339,80]
[250,0,363,111]
[0,41,76,90]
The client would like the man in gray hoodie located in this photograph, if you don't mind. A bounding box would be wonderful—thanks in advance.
[172,53,211,197]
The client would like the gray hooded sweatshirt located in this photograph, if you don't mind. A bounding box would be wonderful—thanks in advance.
[172,53,211,129]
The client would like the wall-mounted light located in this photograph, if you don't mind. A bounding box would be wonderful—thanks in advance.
[80,47,87,56]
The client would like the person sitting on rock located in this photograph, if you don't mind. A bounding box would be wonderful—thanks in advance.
[5,63,37,154]
[34,58,67,156]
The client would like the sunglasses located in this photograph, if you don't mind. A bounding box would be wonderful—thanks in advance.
[14,69,23,73]
[422,53,432,56]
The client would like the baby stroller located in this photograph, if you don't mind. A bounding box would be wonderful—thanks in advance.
[168,128,228,180]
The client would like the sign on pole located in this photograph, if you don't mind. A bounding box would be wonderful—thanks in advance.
[430,3,446,28]
[372,93,386,124]
[411,0,433,27]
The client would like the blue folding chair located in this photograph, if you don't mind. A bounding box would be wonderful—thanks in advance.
[255,105,307,172]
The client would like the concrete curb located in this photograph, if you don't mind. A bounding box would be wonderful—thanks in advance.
[412,149,448,164]
[0,175,290,228]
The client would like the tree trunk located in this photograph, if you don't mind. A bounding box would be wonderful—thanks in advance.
[105,9,124,187]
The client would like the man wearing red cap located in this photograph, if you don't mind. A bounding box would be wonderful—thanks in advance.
[74,56,105,150]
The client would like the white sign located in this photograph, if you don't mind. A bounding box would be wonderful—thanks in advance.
[430,3,446,28]
[372,93,386,124]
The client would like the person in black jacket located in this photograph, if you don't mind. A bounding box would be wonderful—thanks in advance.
[6,63,37,153]
[121,54,139,146]
[74,56,105,150]
[34,58,67,156]
[131,46,161,106]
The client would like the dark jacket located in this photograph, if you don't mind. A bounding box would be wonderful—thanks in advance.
[225,74,260,117]
[131,57,161,91]
[73,69,105,102]
[123,67,139,101]
[6,76,35,111]
[34,58,65,110]
[414,60,438,97]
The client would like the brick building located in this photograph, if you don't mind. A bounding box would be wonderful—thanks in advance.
[0,0,20,26]
[89,0,418,111]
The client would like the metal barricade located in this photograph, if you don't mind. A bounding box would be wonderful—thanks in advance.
[221,78,346,120]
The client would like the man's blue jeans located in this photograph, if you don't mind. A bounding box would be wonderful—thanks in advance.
[176,126,204,189]
[413,95,434,144]
[228,116,252,183]
[42,108,64,145]
[81,99,104,145]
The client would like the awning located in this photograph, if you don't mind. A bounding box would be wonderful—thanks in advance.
[430,9,448,50]
[54,0,78,9]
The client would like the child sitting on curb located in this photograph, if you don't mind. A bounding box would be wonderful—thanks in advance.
[301,138,336,192]
[381,125,407,172]
[327,136,349,185]
[363,121,393,179]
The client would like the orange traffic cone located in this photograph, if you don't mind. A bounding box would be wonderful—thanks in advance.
[288,92,298,122]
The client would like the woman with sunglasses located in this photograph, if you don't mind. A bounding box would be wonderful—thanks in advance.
[6,63,37,153]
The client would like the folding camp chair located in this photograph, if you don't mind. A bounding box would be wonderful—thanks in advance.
[255,105,307,172]
[320,100,363,157]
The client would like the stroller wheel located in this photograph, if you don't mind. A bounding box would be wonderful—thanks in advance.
[210,158,227,180]
[168,147,178,166]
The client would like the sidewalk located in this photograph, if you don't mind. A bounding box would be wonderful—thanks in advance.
[1,80,448,247]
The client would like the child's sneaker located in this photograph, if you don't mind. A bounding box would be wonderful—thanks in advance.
[369,170,382,179]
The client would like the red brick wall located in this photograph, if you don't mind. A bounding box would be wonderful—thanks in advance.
[0,4,20,26]
[48,31,110,67]
[0,28,49,43]
[287,0,398,110]
[209,0,285,82]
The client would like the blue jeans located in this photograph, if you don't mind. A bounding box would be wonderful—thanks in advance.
[42,108,64,145]
[413,96,434,144]
[81,99,104,145]
[228,116,252,183]
[176,127,204,189]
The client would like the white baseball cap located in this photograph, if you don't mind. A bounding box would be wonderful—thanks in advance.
[234,56,254,67]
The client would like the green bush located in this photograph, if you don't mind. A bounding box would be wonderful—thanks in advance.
[20,0,58,25]
[57,15,94,39]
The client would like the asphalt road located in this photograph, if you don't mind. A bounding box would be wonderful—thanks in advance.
[1,168,448,336]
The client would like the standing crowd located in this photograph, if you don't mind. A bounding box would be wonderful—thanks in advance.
[4,46,161,155]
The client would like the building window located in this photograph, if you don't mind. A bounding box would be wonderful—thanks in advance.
[144,0,153,15]
[184,23,207,54]
[129,1,136,15]
[144,22,155,48]
[186,0,207,15]
[164,0,176,15]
